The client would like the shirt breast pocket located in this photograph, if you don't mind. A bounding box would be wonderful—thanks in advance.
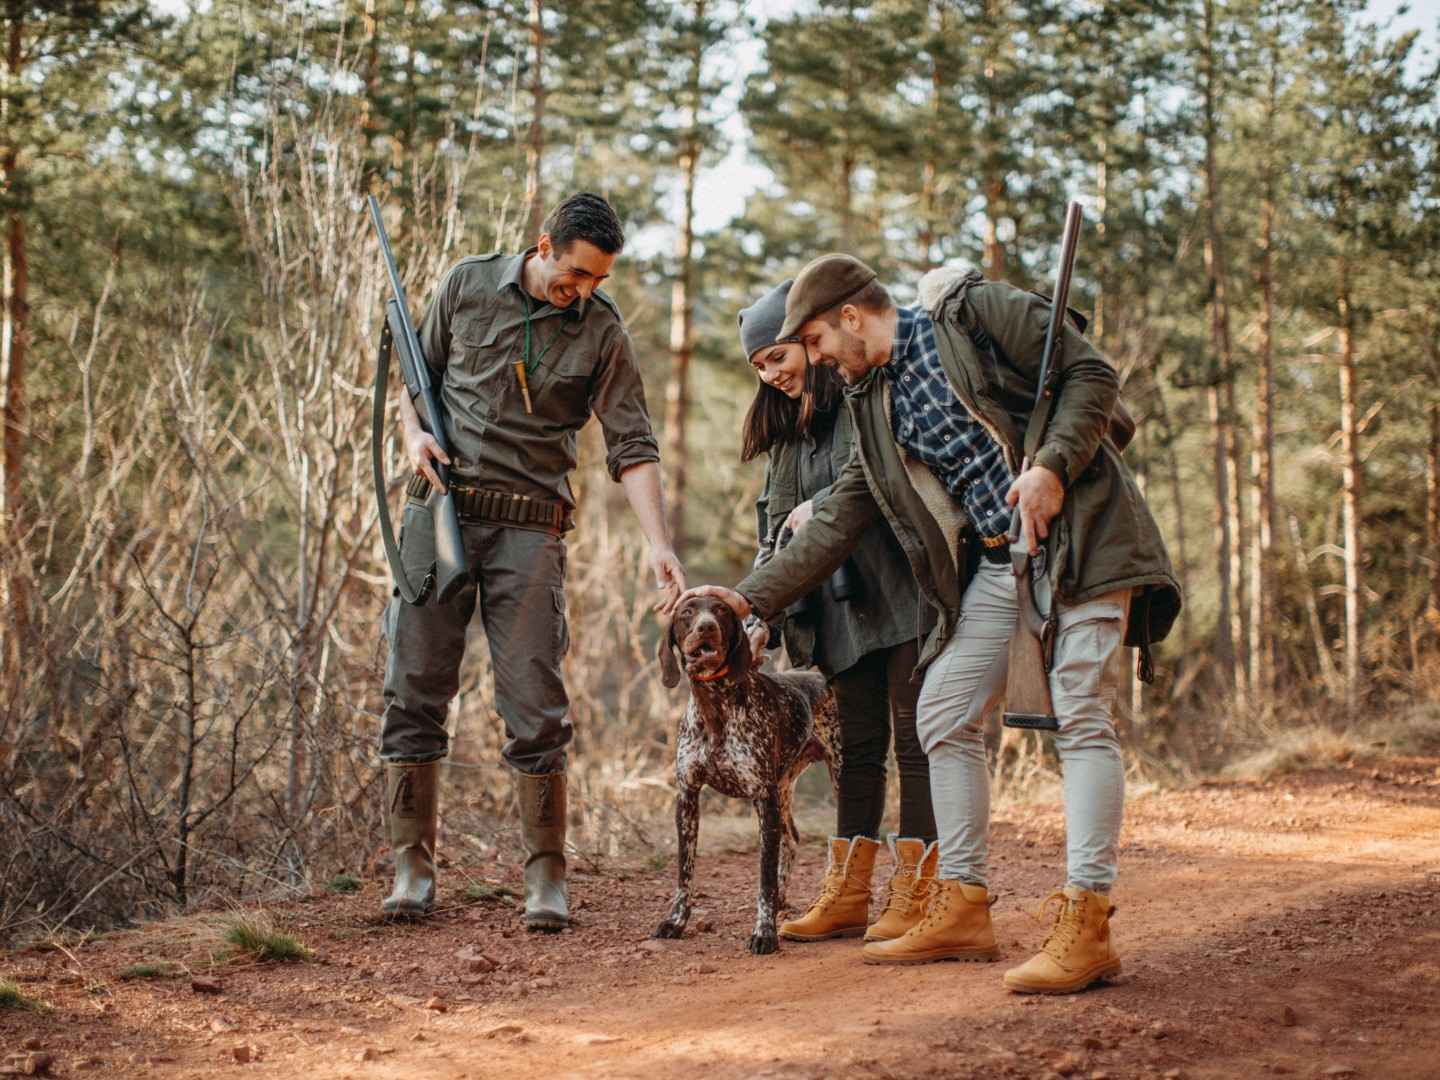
[457,323,512,418]
[535,328,595,412]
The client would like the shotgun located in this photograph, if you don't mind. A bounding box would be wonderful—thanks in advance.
[1002,201,1084,732]
[368,196,469,606]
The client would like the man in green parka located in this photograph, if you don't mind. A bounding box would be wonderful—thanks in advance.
[684,254,1180,994]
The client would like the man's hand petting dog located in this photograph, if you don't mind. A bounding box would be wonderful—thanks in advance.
[677,585,751,621]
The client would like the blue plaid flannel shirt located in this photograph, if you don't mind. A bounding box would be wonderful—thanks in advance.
[884,305,1013,543]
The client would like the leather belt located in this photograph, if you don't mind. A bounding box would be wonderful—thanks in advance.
[405,474,574,533]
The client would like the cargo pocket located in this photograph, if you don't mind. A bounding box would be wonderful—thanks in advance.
[552,586,570,659]
[1051,601,1126,697]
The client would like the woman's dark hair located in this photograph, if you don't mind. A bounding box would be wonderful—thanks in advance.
[740,352,844,462]
[542,192,625,255]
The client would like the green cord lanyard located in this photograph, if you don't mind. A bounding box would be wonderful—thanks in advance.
[522,295,564,376]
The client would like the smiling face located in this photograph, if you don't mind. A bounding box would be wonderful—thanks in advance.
[749,340,808,400]
[797,309,875,386]
[528,235,616,309]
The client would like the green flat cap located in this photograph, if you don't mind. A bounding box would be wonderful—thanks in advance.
[778,253,879,340]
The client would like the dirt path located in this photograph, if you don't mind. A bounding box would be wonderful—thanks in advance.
[6,758,1440,1080]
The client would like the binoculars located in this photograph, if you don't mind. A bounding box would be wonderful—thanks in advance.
[777,525,861,611]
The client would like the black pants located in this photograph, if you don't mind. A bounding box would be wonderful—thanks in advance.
[828,639,936,843]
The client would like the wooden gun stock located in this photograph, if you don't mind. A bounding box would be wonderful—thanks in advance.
[1003,550,1058,731]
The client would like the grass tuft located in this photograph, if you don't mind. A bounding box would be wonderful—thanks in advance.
[464,883,520,904]
[0,980,44,1011]
[220,911,312,964]
[119,961,183,980]
[326,873,361,893]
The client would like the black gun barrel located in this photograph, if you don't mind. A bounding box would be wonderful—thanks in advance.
[368,196,469,606]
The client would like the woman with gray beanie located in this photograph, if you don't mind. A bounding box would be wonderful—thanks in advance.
[737,280,938,946]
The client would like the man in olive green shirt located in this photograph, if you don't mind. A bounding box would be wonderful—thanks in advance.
[380,193,684,932]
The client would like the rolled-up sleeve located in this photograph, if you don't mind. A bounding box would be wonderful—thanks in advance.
[591,323,661,481]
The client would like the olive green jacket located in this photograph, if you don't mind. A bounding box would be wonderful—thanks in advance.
[736,268,1182,676]
[754,406,930,678]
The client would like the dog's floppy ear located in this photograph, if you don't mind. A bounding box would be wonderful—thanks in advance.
[657,617,682,689]
[721,605,753,679]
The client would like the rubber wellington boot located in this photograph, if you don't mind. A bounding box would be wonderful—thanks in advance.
[861,879,998,965]
[381,763,439,918]
[516,771,569,931]
[1003,885,1121,994]
[779,836,880,941]
[864,837,939,943]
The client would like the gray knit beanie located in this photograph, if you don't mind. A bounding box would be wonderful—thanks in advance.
[737,279,795,359]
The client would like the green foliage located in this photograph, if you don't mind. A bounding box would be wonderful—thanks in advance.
[325,874,362,894]
[465,883,521,904]
[0,981,44,1011]
[119,961,183,980]
[221,912,312,964]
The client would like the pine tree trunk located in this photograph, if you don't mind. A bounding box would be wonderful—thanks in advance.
[1288,511,1339,690]
[1427,398,1440,635]
[1201,0,1240,698]
[1159,396,1194,653]
[1249,59,1279,703]
[1,14,30,675]
[918,1,948,270]
[664,2,704,551]
[1336,256,1363,713]
[981,0,1005,281]
[524,0,546,239]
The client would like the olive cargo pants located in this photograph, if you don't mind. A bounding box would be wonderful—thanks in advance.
[380,497,572,775]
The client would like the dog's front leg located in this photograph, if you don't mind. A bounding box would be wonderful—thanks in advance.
[653,784,700,939]
[749,794,782,955]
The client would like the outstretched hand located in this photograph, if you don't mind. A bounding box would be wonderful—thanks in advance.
[650,546,687,615]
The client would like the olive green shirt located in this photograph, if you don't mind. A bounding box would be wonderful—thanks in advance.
[416,249,660,507]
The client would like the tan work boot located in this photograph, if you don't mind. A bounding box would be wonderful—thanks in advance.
[381,762,439,918]
[861,878,998,965]
[1004,885,1121,994]
[516,771,569,931]
[864,837,939,943]
[779,836,881,941]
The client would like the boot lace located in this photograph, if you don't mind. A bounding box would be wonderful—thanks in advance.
[1035,890,1085,962]
[914,879,951,929]
[802,865,846,915]
[878,867,919,919]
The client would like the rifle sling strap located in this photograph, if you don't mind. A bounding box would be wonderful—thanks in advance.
[374,325,430,605]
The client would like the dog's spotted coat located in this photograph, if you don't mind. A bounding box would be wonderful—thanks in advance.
[653,596,840,954]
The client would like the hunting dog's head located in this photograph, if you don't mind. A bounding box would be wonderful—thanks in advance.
[658,595,753,689]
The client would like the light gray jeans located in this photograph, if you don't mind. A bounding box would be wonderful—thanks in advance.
[915,560,1129,893]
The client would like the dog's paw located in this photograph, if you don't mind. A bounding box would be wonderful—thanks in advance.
[652,920,685,940]
[748,928,780,955]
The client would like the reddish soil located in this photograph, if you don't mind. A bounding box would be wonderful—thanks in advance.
[4,758,1440,1080]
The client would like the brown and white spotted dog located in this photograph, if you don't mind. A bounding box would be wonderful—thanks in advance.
[653,595,840,954]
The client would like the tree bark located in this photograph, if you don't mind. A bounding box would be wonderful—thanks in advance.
[1201,0,1240,698]
[1,13,30,675]
[524,0,546,239]
[981,0,1006,281]
[1336,255,1363,713]
[917,3,947,270]
[664,1,704,551]
[1427,398,1440,634]
[1249,50,1279,704]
